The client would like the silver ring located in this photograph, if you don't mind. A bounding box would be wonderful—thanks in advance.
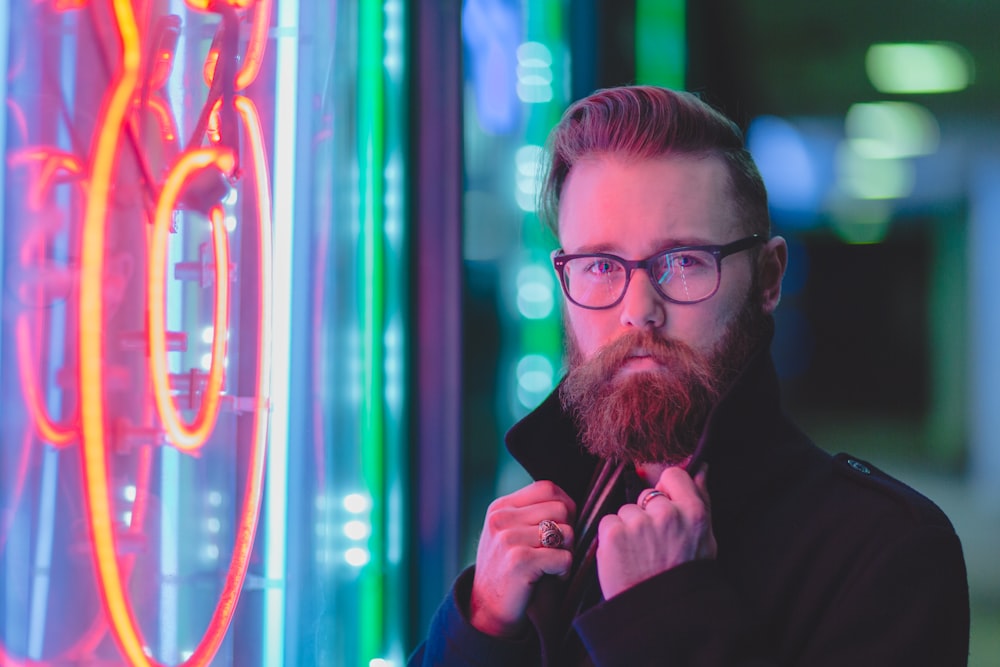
[538,519,564,548]
[639,490,667,510]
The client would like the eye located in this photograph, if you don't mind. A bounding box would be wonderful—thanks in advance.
[584,258,619,276]
[672,253,702,269]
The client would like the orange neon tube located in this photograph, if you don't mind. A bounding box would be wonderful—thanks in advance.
[193,0,271,91]
[147,148,233,454]
[8,147,86,212]
[16,316,77,446]
[78,0,271,657]
[145,95,179,143]
[235,0,271,90]
[77,1,161,665]
[11,150,83,446]
[188,92,273,665]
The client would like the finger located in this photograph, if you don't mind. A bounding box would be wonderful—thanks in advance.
[637,487,671,510]
[615,503,650,524]
[655,466,700,502]
[534,544,574,577]
[520,499,575,526]
[538,522,575,551]
[502,480,576,516]
[493,521,576,550]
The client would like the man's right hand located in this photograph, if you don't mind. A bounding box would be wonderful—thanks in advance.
[469,480,576,637]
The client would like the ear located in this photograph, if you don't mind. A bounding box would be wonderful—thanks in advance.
[757,236,787,314]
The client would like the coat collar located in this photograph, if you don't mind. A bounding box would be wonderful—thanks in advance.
[504,335,799,514]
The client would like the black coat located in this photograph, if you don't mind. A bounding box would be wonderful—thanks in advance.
[410,347,970,666]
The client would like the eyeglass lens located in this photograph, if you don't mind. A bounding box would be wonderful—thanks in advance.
[562,249,719,307]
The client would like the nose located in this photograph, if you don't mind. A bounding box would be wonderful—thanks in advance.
[619,269,666,330]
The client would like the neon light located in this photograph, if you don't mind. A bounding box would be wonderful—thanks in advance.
[263,0,296,659]
[16,317,77,446]
[235,0,271,90]
[77,0,149,663]
[191,0,269,91]
[78,7,271,657]
[10,148,84,447]
[359,0,386,660]
[145,96,179,144]
[8,147,85,212]
[202,46,220,87]
[148,148,233,453]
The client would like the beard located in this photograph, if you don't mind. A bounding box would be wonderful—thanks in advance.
[559,291,771,466]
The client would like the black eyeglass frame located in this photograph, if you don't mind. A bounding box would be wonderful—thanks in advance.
[552,234,765,309]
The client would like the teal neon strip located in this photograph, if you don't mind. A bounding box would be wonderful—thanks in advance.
[635,0,686,88]
[358,0,386,661]
[265,0,301,664]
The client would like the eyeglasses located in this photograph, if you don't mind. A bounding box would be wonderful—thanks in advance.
[552,234,764,309]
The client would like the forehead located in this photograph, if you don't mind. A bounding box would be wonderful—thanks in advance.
[557,154,741,254]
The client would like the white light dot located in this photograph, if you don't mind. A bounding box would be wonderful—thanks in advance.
[345,547,370,567]
[343,520,370,541]
[207,491,223,507]
[203,545,220,561]
[205,518,221,533]
[201,327,214,344]
[343,493,371,514]
[123,485,137,502]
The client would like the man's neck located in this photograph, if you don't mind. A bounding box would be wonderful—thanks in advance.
[635,451,697,485]
[636,462,667,485]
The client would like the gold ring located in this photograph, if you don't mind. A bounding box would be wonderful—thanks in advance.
[538,519,564,548]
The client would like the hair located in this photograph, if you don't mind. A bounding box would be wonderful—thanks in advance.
[539,85,770,240]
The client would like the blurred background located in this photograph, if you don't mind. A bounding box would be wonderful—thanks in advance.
[0,1,996,665]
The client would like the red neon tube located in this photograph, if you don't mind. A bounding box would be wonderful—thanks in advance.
[147,148,233,453]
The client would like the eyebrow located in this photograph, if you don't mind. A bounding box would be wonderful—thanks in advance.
[569,236,718,255]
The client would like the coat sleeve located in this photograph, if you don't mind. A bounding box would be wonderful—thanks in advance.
[407,567,541,667]
[573,523,969,667]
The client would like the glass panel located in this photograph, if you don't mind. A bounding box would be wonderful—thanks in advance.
[0,2,408,665]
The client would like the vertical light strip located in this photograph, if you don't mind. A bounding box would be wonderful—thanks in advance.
[0,1,8,386]
[358,1,386,662]
[161,2,186,658]
[265,0,300,665]
[26,448,59,657]
[160,448,180,663]
[635,0,686,88]
[27,10,78,656]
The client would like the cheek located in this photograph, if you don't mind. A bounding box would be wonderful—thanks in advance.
[566,310,606,359]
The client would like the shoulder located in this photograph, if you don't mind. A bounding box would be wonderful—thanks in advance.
[826,452,956,533]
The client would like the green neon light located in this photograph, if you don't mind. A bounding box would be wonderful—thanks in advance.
[520,0,565,407]
[635,0,685,88]
[358,0,385,661]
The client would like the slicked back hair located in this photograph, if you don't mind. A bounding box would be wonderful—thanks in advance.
[539,86,770,241]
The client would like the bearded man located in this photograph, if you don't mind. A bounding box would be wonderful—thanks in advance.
[409,86,969,666]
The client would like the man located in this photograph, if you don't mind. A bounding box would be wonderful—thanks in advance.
[409,86,969,666]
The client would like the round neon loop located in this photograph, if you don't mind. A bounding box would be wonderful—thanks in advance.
[148,149,233,453]
[78,4,271,666]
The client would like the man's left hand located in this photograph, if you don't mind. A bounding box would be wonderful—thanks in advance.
[595,465,717,599]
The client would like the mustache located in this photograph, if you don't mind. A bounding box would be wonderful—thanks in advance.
[585,329,699,380]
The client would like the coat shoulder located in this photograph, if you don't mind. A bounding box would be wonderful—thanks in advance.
[829,452,955,531]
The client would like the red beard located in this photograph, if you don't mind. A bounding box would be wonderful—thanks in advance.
[559,297,768,466]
